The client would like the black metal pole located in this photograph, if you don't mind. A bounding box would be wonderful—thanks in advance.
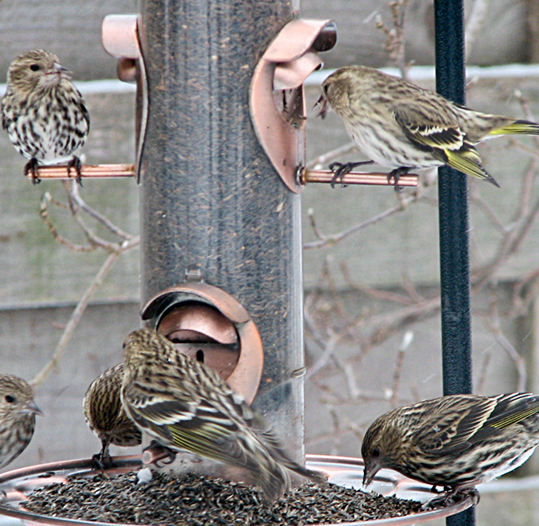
[137,0,306,460]
[434,1,474,525]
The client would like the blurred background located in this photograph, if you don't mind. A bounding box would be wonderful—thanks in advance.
[1,0,539,524]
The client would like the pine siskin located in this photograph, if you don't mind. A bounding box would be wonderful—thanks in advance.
[0,374,41,470]
[317,65,539,188]
[83,363,142,467]
[121,328,322,501]
[1,49,90,185]
[362,392,539,498]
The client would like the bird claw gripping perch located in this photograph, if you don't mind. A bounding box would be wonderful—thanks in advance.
[249,19,336,193]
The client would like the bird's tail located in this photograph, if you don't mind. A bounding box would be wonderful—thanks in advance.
[250,456,290,502]
[245,430,326,501]
[442,145,500,188]
[254,431,326,500]
[488,119,539,137]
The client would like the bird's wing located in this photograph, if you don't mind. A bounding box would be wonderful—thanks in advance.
[413,396,498,454]
[392,103,464,152]
[123,377,255,467]
[470,393,539,441]
[393,104,495,182]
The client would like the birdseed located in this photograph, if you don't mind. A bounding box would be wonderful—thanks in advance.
[24,471,422,524]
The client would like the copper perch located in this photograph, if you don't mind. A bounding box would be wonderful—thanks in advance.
[302,169,418,187]
[25,164,136,181]
[26,164,418,187]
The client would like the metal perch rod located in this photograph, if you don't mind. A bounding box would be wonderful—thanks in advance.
[28,165,419,187]
[303,169,418,187]
[25,164,136,180]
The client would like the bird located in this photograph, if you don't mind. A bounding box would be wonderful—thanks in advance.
[120,328,323,501]
[361,392,539,500]
[83,363,142,467]
[0,374,42,470]
[1,49,90,185]
[317,65,539,189]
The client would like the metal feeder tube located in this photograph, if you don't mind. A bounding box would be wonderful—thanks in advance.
[137,0,305,458]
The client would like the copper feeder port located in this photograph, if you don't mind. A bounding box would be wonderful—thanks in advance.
[141,283,264,405]
[250,19,336,193]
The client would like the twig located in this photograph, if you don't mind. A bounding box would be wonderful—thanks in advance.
[374,0,412,79]
[465,0,492,60]
[479,299,527,391]
[62,182,125,252]
[68,182,134,241]
[475,346,493,394]
[390,330,413,407]
[30,237,139,388]
[306,332,341,380]
[340,261,409,304]
[305,143,357,170]
[304,194,417,249]
[40,192,98,253]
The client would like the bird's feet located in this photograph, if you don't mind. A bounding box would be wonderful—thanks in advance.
[423,486,480,510]
[67,156,83,186]
[142,440,177,467]
[387,166,411,192]
[90,451,115,472]
[328,160,374,188]
[24,158,41,185]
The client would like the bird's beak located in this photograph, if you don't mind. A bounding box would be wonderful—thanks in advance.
[47,63,71,81]
[53,62,68,73]
[362,461,379,489]
[315,94,329,119]
[23,401,43,416]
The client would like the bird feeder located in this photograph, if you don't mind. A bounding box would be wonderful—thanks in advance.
[0,0,475,524]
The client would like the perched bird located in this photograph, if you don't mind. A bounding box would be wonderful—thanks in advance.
[0,374,41,470]
[362,393,539,498]
[121,328,323,501]
[83,363,142,467]
[2,49,90,185]
[317,65,539,189]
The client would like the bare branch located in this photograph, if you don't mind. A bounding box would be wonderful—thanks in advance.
[304,193,417,250]
[306,142,357,170]
[374,0,413,79]
[68,181,134,241]
[40,192,98,253]
[30,236,140,388]
[465,0,492,60]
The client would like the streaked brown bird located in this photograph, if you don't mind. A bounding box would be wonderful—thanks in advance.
[121,328,323,501]
[83,363,142,467]
[1,49,90,185]
[317,65,539,188]
[362,393,539,498]
[0,374,41,470]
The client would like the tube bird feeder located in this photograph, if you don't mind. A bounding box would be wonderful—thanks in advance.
[127,0,339,463]
[0,3,476,525]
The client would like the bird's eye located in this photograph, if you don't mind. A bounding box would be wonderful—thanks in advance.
[5,395,15,404]
[29,64,41,72]
[371,448,381,457]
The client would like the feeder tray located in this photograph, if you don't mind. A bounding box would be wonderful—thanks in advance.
[0,455,474,526]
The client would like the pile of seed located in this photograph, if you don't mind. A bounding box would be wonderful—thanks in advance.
[23,472,422,525]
